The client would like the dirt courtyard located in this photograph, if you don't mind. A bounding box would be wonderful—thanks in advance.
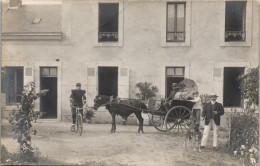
[2,121,240,166]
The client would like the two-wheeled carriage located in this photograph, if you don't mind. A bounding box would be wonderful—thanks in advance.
[148,99,195,133]
[103,98,195,133]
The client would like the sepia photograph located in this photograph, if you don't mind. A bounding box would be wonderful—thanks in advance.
[1,0,259,165]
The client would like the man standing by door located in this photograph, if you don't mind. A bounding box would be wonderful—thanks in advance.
[70,83,86,131]
[201,93,224,150]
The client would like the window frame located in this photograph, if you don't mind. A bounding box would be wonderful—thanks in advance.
[166,2,186,42]
[2,67,24,105]
[219,0,252,47]
[224,1,247,42]
[93,1,123,47]
[98,3,119,42]
[40,67,58,77]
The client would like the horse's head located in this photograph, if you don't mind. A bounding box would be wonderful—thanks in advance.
[93,95,110,110]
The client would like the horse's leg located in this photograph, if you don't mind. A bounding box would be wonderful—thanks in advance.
[135,112,144,133]
[111,112,116,133]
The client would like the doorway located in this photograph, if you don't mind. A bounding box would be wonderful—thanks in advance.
[223,67,245,107]
[165,67,185,98]
[98,67,118,97]
[40,67,57,119]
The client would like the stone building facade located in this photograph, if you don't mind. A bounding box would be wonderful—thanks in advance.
[1,0,259,127]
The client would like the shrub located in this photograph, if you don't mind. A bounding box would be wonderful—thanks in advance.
[8,82,48,162]
[135,82,159,103]
[228,66,259,166]
[1,145,9,164]
[239,67,259,111]
[230,112,258,166]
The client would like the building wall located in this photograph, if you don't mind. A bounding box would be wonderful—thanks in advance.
[2,0,259,127]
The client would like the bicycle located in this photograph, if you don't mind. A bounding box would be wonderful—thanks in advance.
[71,105,83,136]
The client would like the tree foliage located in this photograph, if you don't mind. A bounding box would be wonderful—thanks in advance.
[8,82,48,162]
[135,82,159,103]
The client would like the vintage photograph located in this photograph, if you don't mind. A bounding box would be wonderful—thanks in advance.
[1,0,259,165]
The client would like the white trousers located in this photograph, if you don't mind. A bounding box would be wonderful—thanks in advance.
[201,119,219,147]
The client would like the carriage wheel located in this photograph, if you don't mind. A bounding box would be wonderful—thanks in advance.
[165,106,191,133]
[151,113,167,132]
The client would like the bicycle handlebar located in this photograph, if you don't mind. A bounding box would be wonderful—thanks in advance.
[70,105,83,109]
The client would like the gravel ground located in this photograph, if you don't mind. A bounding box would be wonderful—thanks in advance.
[1,121,240,166]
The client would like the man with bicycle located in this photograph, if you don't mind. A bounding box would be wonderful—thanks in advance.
[70,83,86,131]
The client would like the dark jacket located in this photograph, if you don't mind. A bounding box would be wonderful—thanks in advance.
[70,89,86,107]
[202,102,224,126]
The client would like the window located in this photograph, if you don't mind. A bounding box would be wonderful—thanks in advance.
[166,2,186,42]
[1,67,24,105]
[98,3,119,42]
[165,67,185,98]
[225,1,247,42]
[41,67,57,77]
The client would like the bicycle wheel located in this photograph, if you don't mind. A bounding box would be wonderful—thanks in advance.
[77,114,83,136]
[76,115,79,132]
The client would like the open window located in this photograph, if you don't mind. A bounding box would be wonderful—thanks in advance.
[225,1,247,42]
[166,2,186,42]
[1,67,24,105]
[98,3,119,42]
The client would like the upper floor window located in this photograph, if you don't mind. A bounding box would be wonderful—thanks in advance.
[98,3,119,42]
[166,2,186,42]
[225,1,247,42]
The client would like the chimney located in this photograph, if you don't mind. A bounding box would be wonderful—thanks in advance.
[9,0,22,9]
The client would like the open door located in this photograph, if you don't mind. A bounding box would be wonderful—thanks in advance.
[98,67,118,97]
[40,67,57,119]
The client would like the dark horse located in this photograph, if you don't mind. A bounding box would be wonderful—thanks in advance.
[93,95,147,133]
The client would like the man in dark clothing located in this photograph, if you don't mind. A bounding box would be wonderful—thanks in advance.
[164,83,179,111]
[70,83,86,131]
[201,93,224,150]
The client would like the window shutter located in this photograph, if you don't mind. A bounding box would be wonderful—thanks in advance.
[118,67,129,98]
[24,66,34,85]
[87,67,97,106]
[213,68,222,78]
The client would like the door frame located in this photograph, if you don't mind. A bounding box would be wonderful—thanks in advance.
[98,66,119,97]
[35,61,62,121]
[213,62,250,111]
[160,62,190,99]
[86,61,129,107]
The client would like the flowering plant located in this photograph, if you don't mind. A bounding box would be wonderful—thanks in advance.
[230,67,259,166]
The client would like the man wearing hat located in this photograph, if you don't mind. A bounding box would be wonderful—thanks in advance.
[164,83,180,111]
[201,93,224,150]
[70,83,87,131]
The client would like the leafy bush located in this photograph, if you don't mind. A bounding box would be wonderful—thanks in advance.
[228,66,259,166]
[239,67,259,111]
[135,82,159,103]
[230,112,258,166]
[1,145,9,164]
[8,82,48,162]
